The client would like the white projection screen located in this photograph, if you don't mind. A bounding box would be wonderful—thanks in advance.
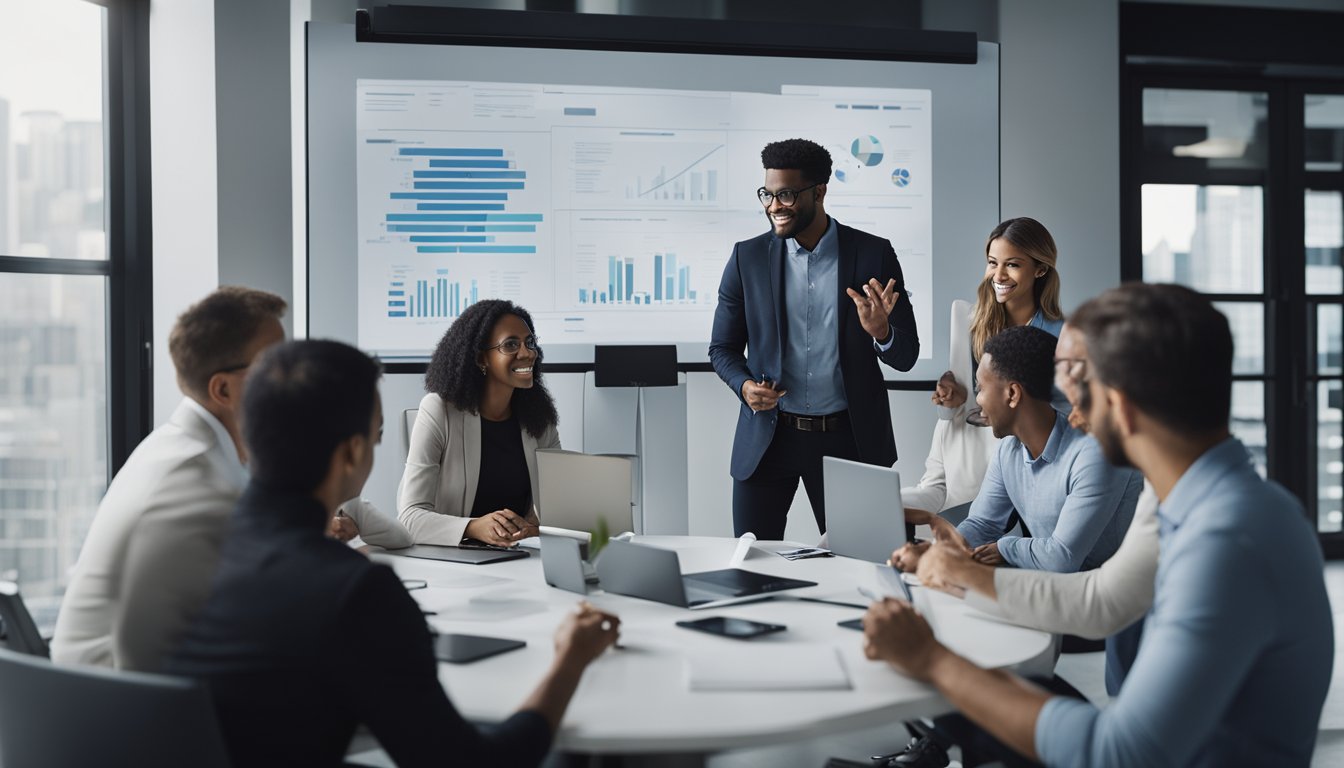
[307,19,999,380]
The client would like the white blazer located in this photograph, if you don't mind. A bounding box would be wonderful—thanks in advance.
[396,393,561,546]
[51,398,244,671]
[904,299,1000,515]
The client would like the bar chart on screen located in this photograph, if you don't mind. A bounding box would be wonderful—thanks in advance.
[354,79,933,357]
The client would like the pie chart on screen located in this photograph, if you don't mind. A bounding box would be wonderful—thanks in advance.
[892,168,911,187]
[850,135,884,166]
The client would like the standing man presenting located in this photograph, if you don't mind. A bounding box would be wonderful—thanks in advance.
[710,139,919,539]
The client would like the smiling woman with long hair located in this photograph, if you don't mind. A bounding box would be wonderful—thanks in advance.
[969,217,1064,361]
[932,217,1065,419]
[397,299,561,546]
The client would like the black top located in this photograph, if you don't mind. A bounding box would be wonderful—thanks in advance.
[164,483,551,768]
[469,413,532,518]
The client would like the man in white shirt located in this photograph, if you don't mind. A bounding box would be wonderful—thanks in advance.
[51,287,287,670]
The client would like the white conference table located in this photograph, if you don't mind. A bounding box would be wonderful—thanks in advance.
[373,535,1053,761]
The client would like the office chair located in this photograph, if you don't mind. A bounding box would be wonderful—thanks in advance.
[0,646,232,768]
[0,581,49,657]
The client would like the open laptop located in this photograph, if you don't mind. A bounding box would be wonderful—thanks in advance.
[822,457,907,563]
[536,450,635,535]
[596,539,816,609]
[539,535,598,594]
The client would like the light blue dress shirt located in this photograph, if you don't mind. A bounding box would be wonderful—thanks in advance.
[779,217,846,416]
[1035,437,1334,767]
[1028,310,1064,337]
[957,411,1142,572]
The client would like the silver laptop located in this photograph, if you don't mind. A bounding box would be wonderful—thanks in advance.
[822,457,907,563]
[539,535,598,594]
[536,450,634,535]
[596,539,816,610]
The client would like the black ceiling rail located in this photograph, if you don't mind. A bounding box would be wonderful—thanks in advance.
[354,5,977,64]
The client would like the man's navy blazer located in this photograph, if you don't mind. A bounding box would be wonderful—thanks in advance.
[709,220,919,481]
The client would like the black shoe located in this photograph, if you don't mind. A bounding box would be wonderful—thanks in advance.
[886,735,949,768]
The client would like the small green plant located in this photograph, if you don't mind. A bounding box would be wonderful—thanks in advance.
[589,516,610,560]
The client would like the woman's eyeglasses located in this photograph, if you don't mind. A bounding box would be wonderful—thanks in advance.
[483,335,541,355]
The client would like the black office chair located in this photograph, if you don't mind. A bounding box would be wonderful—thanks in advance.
[0,646,232,768]
[0,580,49,657]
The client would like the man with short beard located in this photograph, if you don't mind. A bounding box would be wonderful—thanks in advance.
[709,138,919,540]
[864,284,1334,767]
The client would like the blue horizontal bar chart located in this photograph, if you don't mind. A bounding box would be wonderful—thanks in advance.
[415,245,536,254]
[399,147,504,157]
[413,181,526,190]
[413,171,527,179]
[428,159,513,168]
[415,203,506,211]
[408,236,493,243]
[390,192,509,201]
[380,144,541,265]
[387,224,538,233]
[387,213,543,222]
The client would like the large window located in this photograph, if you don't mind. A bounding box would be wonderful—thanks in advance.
[1306,95,1344,536]
[1122,3,1344,555]
[1136,89,1271,478]
[0,0,150,628]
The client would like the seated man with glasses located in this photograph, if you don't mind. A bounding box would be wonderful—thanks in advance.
[395,299,562,547]
[52,286,287,671]
[710,138,920,540]
[865,285,1333,767]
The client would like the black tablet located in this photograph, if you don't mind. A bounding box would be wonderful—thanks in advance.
[394,544,530,565]
[433,633,527,664]
[676,616,786,640]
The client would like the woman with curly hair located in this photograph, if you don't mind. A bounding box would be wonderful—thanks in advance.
[397,299,560,546]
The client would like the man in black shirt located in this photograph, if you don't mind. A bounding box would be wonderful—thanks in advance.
[166,340,620,767]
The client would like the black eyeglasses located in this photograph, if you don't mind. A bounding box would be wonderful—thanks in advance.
[483,335,540,355]
[213,362,251,376]
[757,184,819,208]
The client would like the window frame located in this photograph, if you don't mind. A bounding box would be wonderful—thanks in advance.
[1121,64,1344,556]
[0,0,153,477]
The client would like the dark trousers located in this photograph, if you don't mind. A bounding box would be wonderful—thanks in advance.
[732,412,860,539]
[926,674,1087,767]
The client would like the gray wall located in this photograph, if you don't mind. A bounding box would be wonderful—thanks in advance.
[999,0,1120,313]
[214,0,293,330]
[150,0,218,426]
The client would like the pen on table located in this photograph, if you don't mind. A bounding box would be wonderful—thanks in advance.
[796,596,869,610]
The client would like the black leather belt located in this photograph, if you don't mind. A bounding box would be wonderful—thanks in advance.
[779,411,847,432]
